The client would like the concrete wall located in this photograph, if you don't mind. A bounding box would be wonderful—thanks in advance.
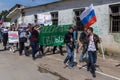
[93,4,120,53]
[24,15,34,24]
[58,9,74,25]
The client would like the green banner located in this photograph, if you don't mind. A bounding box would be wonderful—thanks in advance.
[39,25,72,46]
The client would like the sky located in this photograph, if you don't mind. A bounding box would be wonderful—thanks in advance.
[0,0,59,12]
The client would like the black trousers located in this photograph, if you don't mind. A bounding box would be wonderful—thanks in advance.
[40,45,44,55]
[3,33,8,47]
[19,42,25,55]
[53,46,63,55]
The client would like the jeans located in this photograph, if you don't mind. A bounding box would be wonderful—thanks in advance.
[87,51,97,75]
[79,45,87,62]
[3,33,8,49]
[74,42,78,62]
[31,41,39,58]
[19,42,25,55]
[64,45,74,67]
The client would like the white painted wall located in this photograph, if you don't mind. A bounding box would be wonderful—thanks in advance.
[58,9,74,25]
[24,15,34,24]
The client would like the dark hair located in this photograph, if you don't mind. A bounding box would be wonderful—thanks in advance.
[69,27,73,30]
[88,27,93,32]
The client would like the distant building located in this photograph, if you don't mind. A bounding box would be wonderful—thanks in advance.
[7,0,120,53]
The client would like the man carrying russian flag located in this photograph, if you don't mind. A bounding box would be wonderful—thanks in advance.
[80,4,97,29]
[79,4,101,78]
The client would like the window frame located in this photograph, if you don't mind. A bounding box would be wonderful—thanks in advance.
[109,4,120,33]
[73,8,85,31]
[50,12,58,25]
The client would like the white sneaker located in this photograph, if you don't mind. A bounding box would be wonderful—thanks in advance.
[9,48,12,51]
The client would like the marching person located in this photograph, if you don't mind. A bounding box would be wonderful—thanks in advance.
[79,28,88,62]
[9,25,15,52]
[18,27,27,56]
[30,25,39,60]
[86,27,100,77]
[2,27,8,50]
[73,27,78,62]
[64,27,74,68]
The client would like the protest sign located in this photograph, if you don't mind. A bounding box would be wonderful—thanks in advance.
[8,31,19,43]
[3,22,10,27]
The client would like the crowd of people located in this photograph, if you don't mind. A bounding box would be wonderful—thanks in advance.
[64,27,100,78]
[0,24,100,78]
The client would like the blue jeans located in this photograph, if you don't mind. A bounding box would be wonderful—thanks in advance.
[31,41,39,58]
[79,45,87,62]
[87,51,97,75]
[64,45,74,67]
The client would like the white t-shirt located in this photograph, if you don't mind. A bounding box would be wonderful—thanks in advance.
[2,28,8,33]
[19,30,26,38]
[87,35,96,51]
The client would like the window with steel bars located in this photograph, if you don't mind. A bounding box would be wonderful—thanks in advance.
[110,4,120,33]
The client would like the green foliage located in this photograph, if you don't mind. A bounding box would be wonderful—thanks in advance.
[0,10,11,22]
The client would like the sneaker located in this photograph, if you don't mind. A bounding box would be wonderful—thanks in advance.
[92,74,96,78]
[9,48,12,51]
[32,57,36,60]
[63,64,68,68]
[12,49,15,52]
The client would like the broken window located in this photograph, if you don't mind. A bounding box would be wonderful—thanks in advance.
[74,8,85,31]
[34,14,37,24]
[110,4,120,33]
[51,12,58,25]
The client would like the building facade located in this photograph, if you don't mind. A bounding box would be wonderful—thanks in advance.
[7,0,120,53]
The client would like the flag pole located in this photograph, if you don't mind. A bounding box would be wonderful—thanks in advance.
[100,41,105,59]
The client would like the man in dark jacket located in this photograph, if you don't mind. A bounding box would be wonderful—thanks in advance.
[64,27,74,68]
[30,25,39,60]
[87,27,100,78]
[79,28,88,62]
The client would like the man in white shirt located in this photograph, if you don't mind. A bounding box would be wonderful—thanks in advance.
[87,27,100,78]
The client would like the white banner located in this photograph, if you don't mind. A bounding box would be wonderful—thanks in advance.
[8,31,19,43]
[3,22,10,27]
[37,14,52,26]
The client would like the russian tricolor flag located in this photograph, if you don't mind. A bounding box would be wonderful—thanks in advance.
[80,4,97,29]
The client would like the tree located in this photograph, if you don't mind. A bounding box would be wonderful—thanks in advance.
[0,10,10,22]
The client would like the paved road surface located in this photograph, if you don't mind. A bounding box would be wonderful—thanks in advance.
[0,48,120,80]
